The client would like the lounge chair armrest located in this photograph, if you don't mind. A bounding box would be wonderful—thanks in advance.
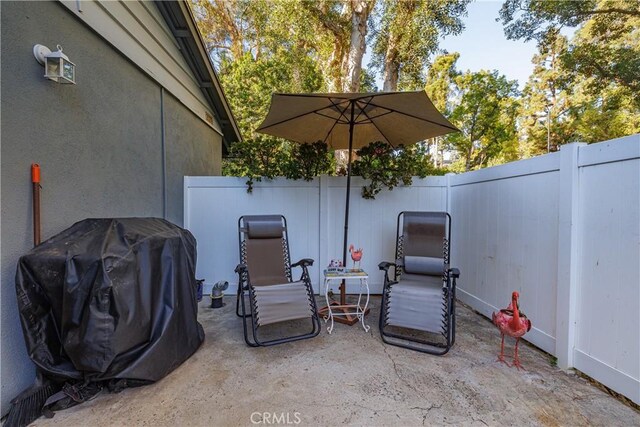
[235,263,248,274]
[378,261,396,272]
[292,258,314,268]
[448,267,460,279]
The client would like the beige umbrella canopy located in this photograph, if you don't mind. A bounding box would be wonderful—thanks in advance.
[256,91,458,313]
[256,91,458,150]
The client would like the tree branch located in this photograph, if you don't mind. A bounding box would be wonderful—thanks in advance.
[586,57,632,90]
[575,8,640,18]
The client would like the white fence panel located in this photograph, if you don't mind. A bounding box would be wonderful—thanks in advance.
[574,136,640,404]
[184,177,321,294]
[323,177,448,294]
[449,154,561,355]
[184,176,448,295]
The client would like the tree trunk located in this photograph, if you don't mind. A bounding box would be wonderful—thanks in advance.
[381,0,419,92]
[326,41,345,92]
[343,0,374,92]
[432,138,439,167]
[382,29,400,91]
[218,0,243,59]
[465,143,473,171]
[308,1,350,92]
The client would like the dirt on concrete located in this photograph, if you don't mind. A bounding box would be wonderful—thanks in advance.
[33,297,639,426]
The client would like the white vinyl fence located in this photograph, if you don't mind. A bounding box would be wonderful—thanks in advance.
[184,175,448,296]
[184,135,639,404]
[448,136,640,404]
[574,140,639,404]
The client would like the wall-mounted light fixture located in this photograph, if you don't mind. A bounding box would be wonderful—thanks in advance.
[33,44,76,84]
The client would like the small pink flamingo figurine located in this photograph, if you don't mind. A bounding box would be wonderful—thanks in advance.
[349,244,363,269]
[492,291,532,369]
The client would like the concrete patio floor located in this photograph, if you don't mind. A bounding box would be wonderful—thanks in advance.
[33,297,638,426]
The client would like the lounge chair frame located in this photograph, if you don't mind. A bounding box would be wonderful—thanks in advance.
[378,211,460,355]
[235,215,320,347]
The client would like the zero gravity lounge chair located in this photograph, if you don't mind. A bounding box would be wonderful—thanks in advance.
[378,212,460,355]
[235,215,321,347]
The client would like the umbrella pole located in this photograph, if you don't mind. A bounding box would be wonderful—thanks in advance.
[318,100,368,326]
[340,101,356,306]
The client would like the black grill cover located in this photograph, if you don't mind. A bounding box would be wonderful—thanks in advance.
[15,218,204,385]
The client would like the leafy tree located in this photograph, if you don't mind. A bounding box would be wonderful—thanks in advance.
[218,53,322,138]
[370,0,469,91]
[302,0,376,92]
[424,53,460,166]
[514,10,640,152]
[499,0,640,99]
[498,0,639,40]
[446,70,520,171]
[297,0,349,92]
[193,0,533,193]
[190,0,245,62]
[519,30,575,157]
[191,0,320,65]
[359,68,379,92]
[192,0,374,192]
[425,53,460,113]
[566,80,640,143]
[343,0,377,92]
[486,96,520,167]
[215,52,324,192]
[564,7,640,105]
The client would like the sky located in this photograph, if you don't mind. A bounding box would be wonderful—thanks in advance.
[439,0,538,88]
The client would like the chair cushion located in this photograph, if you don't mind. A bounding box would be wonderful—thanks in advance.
[252,281,314,326]
[395,273,443,289]
[387,277,445,333]
[403,255,444,276]
[246,239,289,285]
[247,220,284,239]
[402,212,447,258]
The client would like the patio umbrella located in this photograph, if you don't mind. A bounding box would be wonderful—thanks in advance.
[256,91,458,317]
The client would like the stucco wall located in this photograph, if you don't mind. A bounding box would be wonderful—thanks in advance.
[164,92,222,225]
[1,1,223,414]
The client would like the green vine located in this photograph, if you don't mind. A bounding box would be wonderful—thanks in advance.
[222,136,289,193]
[283,141,334,181]
[223,139,445,198]
[222,139,333,192]
[352,142,443,199]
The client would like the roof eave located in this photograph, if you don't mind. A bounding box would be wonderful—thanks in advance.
[154,0,242,155]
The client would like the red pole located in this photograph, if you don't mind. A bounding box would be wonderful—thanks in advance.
[31,164,41,246]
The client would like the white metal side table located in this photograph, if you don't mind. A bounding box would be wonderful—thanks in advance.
[322,270,370,334]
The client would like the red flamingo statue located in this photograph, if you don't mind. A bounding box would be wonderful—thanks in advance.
[492,291,532,369]
[348,244,363,269]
